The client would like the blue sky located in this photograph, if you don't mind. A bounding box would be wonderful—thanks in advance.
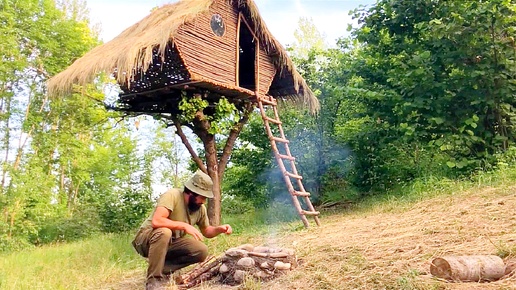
[86,0,376,46]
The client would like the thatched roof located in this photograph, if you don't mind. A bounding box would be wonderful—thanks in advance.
[47,0,319,113]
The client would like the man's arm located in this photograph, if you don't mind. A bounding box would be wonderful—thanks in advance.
[201,224,233,238]
[151,206,204,241]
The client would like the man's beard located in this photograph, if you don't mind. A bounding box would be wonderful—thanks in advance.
[188,194,202,212]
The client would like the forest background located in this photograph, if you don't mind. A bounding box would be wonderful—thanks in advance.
[2,0,516,252]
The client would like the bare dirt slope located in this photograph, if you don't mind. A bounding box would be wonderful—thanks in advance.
[115,186,516,290]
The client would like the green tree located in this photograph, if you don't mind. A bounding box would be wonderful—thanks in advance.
[0,0,101,249]
[168,95,254,225]
[145,124,190,188]
[0,0,156,249]
[344,0,516,189]
[283,18,363,203]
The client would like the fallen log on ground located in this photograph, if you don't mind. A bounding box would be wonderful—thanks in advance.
[430,255,506,282]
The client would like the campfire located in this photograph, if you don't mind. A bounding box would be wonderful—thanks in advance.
[179,244,297,288]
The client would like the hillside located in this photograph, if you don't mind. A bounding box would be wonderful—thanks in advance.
[114,186,516,290]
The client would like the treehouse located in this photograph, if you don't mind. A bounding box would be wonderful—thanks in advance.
[48,0,320,227]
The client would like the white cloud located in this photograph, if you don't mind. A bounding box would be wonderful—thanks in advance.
[87,0,172,41]
[293,0,307,16]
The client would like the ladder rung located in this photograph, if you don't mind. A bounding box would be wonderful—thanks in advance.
[264,116,282,124]
[293,191,310,197]
[259,98,277,106]
[285,171,302,179]
[278,154,295,161]
[271,137,289,143]
[301,210,320,216]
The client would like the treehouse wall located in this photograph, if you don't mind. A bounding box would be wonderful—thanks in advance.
[174,0,276,96]
[258,45,276,96]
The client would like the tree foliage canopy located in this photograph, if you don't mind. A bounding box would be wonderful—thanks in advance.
[225,0,516,205]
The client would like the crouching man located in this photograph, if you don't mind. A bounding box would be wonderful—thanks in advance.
[132,170,232,290]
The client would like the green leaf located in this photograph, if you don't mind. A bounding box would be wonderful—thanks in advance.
[446,161,456,168]
[432,117,444,125]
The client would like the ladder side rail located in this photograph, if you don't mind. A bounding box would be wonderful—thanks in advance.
[271,105,307,192]
[272,105,321,226]
[258,101,310,227]
[258,96,320,227]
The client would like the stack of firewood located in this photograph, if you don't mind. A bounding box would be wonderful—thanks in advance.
[179,244,297,288]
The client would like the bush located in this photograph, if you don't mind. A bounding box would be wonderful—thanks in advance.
[256,199,299,224]
[36,205,101,244]
[0,234,33,252]
[222,194,255,215]
[349,127,452,193]
[99,189,153,233]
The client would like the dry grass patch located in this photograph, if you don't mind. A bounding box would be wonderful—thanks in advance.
[116,186,516,290]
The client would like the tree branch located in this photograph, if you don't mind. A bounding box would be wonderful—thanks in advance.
[218,102,254,178]
[173,117,206,173]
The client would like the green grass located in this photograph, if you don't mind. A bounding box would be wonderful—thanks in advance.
[347,162,516,215]
[0,232,144,290]
[0,220,301,290]
[0,202,309,290]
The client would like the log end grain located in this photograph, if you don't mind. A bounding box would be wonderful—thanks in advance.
[430,257,453,280]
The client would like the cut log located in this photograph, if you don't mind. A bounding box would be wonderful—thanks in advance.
[430,255,505,282]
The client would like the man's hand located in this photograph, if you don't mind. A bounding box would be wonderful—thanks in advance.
[217,224,232,235]
[184,224,204,241]
[151,207,204,241]
[201,224,233,238]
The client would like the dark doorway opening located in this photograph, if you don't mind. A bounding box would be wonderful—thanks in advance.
[238,18,256,91]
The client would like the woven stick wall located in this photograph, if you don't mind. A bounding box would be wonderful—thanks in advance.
[174,0,277,96]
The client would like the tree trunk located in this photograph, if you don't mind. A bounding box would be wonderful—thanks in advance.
[177,98,252,225]
[204,134,221,226]
[1,95,12,192]
[192,108,222,226]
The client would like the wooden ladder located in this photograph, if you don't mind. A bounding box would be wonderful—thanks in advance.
[257,95,321,228]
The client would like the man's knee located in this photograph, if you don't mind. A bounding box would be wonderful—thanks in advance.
[199,243,208,261]
[191,241,208,262]
[149,228,172,244]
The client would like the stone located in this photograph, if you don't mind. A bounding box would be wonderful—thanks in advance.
[225,248,248,258]
[219,263,229,273]
[254,246,271,253]
[254,270,270,279]
[274,261,291,270]
[269,252,288,258]
[237,244,255,252]
[233,270,246,283]
[237,257,255,268]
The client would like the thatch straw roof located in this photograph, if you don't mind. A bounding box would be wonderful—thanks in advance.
[47,0,319,113]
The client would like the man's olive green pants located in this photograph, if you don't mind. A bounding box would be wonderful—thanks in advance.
[132,227,208,282]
